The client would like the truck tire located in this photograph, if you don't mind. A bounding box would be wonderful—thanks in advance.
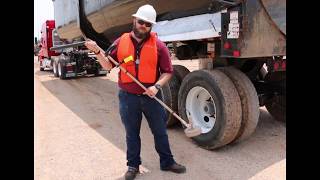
[178,70,242,149]
[173,65,190,83]
[160,65,190,127]
[265,71,286,122]
[39,57,44,71]
[217,67,260,143]
[53,60,59,77]
[58,61,67,79]
[160,73,180,127]
[266,95,286,122]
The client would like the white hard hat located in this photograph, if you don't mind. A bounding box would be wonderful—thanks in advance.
[132,4,157,24]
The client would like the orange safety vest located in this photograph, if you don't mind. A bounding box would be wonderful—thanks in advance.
[117,32,158,83]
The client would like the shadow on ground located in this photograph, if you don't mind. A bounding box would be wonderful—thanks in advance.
[39,70,286,180]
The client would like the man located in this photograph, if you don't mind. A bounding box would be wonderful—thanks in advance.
[85,4,186,180]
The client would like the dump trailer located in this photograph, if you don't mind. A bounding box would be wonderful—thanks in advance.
[52,0,286,149]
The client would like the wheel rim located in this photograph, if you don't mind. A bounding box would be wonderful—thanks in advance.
[186,86,216,133]
[58,62,62,76]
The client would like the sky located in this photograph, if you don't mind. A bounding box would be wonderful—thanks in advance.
[34,0,54,39]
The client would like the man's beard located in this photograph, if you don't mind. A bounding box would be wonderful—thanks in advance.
[133,22,151,39]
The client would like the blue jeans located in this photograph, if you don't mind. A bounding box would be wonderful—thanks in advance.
[118,89,175,169]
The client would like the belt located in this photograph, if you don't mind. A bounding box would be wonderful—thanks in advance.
[120,89,145,96]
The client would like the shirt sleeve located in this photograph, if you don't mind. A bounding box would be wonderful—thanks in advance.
[157,40,173,74]
[106,38,120,68]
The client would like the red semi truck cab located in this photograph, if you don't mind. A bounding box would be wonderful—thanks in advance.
[38,20,60,71]
[37,19,108,78]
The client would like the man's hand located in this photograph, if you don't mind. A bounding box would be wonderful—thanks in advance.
[143,86,159,98]
[84,39,100,53]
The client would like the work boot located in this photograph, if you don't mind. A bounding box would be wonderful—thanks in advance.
[161,162,186,173]
[125,166,139,180]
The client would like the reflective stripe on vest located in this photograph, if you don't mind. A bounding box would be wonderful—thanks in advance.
[117,32,158,83]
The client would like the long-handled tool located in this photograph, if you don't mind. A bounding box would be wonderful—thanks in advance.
[105,54,202,138]
[80,31,201,137]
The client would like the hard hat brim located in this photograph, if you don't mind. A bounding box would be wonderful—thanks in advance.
[132,14,157,24]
